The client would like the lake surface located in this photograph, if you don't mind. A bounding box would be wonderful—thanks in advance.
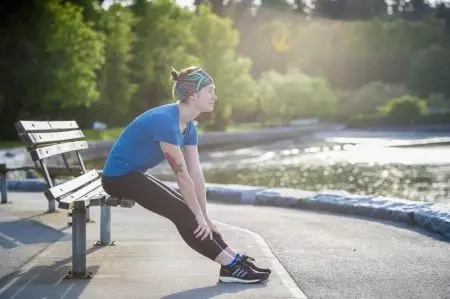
[88,129,450,204]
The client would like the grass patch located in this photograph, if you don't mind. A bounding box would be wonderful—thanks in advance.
[83,128,124,141]
[82,122,269,140]
[0,140,23,149]
[225,122,264,132]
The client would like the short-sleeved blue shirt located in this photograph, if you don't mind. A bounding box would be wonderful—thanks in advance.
[102,103,198,177]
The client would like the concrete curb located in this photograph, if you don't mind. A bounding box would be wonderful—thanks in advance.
[5,179,450,240]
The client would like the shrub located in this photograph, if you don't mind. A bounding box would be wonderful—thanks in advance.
[378,95,428,125]
[257,69,337,124]
[339,82,408,117]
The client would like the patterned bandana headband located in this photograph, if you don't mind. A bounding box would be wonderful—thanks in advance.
[175,68,214,101]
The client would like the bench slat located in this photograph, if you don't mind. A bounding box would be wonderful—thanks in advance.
[25,130,85,146]
[30,141,88,161]
[0,164,83,177]
[44,170,99,200]
[58,180,102,209]
[16,121,79,133]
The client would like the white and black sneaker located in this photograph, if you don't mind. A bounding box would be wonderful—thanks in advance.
[219,258,269,284]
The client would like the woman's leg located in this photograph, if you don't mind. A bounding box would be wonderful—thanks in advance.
[144,175,271,274]
[143,173,239,257]
[102,172,234,265]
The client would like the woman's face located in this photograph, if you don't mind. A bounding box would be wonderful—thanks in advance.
[192,84,218,113]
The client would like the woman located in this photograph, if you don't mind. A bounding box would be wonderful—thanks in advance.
[101,66,271,284]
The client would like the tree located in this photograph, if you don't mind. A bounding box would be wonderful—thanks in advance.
[341,82,408,116]
[130,0,199,114]
[293,0,307,14]
[63,0,104,23]
[188,5,258,129]
[95,3,137,126]
[43,0,105,112]
[0,0,104,139]
[436,2,450,32]
[408,44,450,98]
[391,0,432,20]
[258,69,337,124]
[378,95,428,124]
[260,0,292,13]
[0,0,43,138]
[311,0,347,19]
[311,0,387,20]
[195,0,225,15]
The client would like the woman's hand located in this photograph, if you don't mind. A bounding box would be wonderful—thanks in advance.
[206,217,221,236]
[194,214,213,241]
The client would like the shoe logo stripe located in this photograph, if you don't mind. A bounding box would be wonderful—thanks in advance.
[232,268,241,276]
[235,269,244,277]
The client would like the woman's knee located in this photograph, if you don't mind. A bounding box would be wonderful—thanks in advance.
[174,214,197,233]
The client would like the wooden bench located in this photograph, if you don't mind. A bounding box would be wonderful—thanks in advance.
[14,120,135,279]
[0,163,84,204]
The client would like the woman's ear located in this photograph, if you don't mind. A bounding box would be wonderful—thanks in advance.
[184,94,194,104]
[189,92,199,101]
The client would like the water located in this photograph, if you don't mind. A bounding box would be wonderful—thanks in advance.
[88,130,450,204]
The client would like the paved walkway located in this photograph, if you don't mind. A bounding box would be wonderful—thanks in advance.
[0,192,306,299]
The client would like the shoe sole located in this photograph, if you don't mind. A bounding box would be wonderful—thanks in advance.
[218,275,269,284]
[255,269,272,275]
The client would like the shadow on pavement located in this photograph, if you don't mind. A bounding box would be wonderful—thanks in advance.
[0,245,103,299]
[161,280,269,299]
[0,215,67,249]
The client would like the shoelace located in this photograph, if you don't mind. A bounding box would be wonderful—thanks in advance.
[241,254,255,264]
[234,258,252,274]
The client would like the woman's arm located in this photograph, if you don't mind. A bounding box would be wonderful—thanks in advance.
[160,142,203,217]
[183,145,208,217]
[160,142,212,240]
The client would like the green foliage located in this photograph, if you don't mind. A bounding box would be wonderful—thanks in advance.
[83,127,124,140]
[189,5,258,130]
[260,0,293,15]
[339,82,408,116]
[3,0,450,139]
[427,93,450,112]
[378,95,428,125]
[130,0,199,113]
[408,44,450,97]
[95,4,137,125]
[44,0,105,110]
[0,0,105,139]
[258,69,337,124]
[267,17,448,89]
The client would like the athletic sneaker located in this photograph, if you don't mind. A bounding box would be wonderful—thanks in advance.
[240,254,272,275]
[219,258,269,284]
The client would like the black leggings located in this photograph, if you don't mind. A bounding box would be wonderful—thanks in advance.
[101,171,231,261]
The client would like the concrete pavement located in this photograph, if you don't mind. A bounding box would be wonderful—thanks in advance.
[1,192,449,298]
[208,204,450,299]
[0,192,305,299]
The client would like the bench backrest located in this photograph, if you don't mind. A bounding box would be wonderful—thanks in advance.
[15,121,102,207]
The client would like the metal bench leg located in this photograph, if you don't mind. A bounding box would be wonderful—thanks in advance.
[0,174,7,204]
[47,176,57,212]
[85,206,94,223]
[65,206,92,279]
[95,205,115,246]
[48,198,56,212]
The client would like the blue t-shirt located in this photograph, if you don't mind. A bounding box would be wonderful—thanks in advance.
[102,103,198,177]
